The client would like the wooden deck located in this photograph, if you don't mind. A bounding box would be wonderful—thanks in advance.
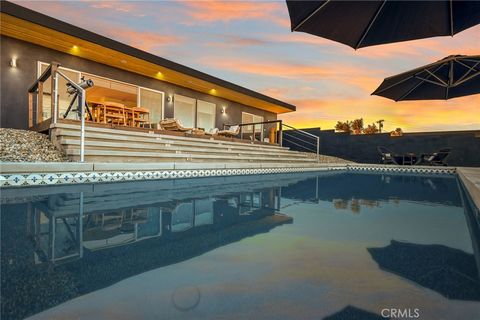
[31,118,278,147]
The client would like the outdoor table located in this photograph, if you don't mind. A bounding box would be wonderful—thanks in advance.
[394,153,417,165]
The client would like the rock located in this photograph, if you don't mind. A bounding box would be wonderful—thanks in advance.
[0,128,69,162]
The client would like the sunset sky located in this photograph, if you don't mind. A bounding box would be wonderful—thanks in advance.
[15,0,480,132]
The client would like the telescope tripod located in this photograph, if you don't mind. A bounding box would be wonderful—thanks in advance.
[63,92,94,120]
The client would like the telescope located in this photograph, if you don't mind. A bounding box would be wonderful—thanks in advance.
[63,78,94,120]
[66,79,93,95]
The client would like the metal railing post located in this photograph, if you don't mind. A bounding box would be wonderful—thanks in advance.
[316,136,320,162]
[79,89,86,162]
[52,71,59,124]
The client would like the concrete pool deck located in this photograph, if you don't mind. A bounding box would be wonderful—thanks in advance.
[457,167,480,212]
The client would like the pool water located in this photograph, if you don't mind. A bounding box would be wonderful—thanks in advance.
[1,171,479,320]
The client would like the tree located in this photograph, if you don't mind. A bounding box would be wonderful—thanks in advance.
[351,118,364,134]
[390,127,403,136]
[335,121,352,133]
[363,123,379,134]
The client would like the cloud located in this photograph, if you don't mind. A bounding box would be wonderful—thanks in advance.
[200,57,383,94]
[179,0,288,26]
[280,95,480,133]
[101,27,184,52]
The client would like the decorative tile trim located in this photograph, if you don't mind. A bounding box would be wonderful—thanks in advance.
[0,164,456,188]
[347,165,456,175]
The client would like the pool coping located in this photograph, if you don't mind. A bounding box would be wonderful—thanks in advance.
[0,162,457,188]
[1,161,478,211]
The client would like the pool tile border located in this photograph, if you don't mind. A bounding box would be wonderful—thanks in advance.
[347,164,456,175]
[0,163,458,188]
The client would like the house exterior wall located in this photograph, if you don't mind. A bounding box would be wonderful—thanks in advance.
[1,36,277,129]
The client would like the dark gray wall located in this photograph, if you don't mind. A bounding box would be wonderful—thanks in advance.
[284,128,480,167]
[0,36,277,129]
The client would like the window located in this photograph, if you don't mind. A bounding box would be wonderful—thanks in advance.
[39,63,80,120]
[83,73,137,108]
[196,100,216,131]
[139,88,164,123]
[174,94,196,128]
[37,62,166,125]
[241,112,264,140]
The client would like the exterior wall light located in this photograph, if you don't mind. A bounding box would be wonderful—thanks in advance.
[167,95,173,103]
[221,106,226,114]
[10,57,17,68]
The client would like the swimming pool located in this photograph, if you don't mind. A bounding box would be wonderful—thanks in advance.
[1,171,479,320]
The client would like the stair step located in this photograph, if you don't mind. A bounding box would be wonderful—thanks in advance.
[53,123,289,150]
[65,148,317,162]
[59,139,309,158]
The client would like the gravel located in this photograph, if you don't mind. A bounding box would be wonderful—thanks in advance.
[0,128,68,162]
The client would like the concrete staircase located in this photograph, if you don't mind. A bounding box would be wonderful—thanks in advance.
[51,123,318,164]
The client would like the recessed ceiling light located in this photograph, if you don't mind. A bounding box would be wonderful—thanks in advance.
[120,59,127,64]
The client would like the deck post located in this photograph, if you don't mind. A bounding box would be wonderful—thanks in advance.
[278,120,283,146]
[28,92,33,127]
[316,136,320,162]
[37,82,43,124]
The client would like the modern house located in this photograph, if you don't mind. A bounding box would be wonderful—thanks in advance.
[1,1,295,130]
[0,2,321,164]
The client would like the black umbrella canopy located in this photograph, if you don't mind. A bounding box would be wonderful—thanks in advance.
[372,55,480,101]
[368,240,480,301]
[286,1,480,49]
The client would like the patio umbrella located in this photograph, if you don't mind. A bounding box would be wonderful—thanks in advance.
[323,306,385,320]
[368,240,480,301]
[286,1,480,49]
[371,55,480,101]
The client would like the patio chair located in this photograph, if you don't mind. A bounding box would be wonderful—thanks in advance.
[159,118,193,132]
[205,128,219,136]
[217,125,240,137]
[418,148,451,166]
[377,146,400,165]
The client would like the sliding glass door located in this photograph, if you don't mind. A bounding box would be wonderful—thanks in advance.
[139,88,164,124]
[174,94,196,128]
[196,100,216,131]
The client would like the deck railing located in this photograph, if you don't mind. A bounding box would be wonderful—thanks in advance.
[223,120,320,161]
[28,61,87,162]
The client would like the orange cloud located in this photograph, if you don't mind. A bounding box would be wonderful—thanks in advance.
[103,27,184,52]
[201,57,383,94]
[180,0,288,26]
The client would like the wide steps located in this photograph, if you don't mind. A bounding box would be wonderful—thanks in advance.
[65,148,317,163]
[59,139,309,159]
[53,123,289,151]
[52,123,317,163]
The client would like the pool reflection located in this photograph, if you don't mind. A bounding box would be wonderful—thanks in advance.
[1,171,479,320]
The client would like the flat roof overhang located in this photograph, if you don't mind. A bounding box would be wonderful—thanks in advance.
[0,2,296,114]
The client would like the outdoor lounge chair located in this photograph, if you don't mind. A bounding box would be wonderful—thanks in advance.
[205,128,219,136]
[159,118,193,132]
[418,148,451,166]
[217,125,240,137]
[377,146,400,165]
